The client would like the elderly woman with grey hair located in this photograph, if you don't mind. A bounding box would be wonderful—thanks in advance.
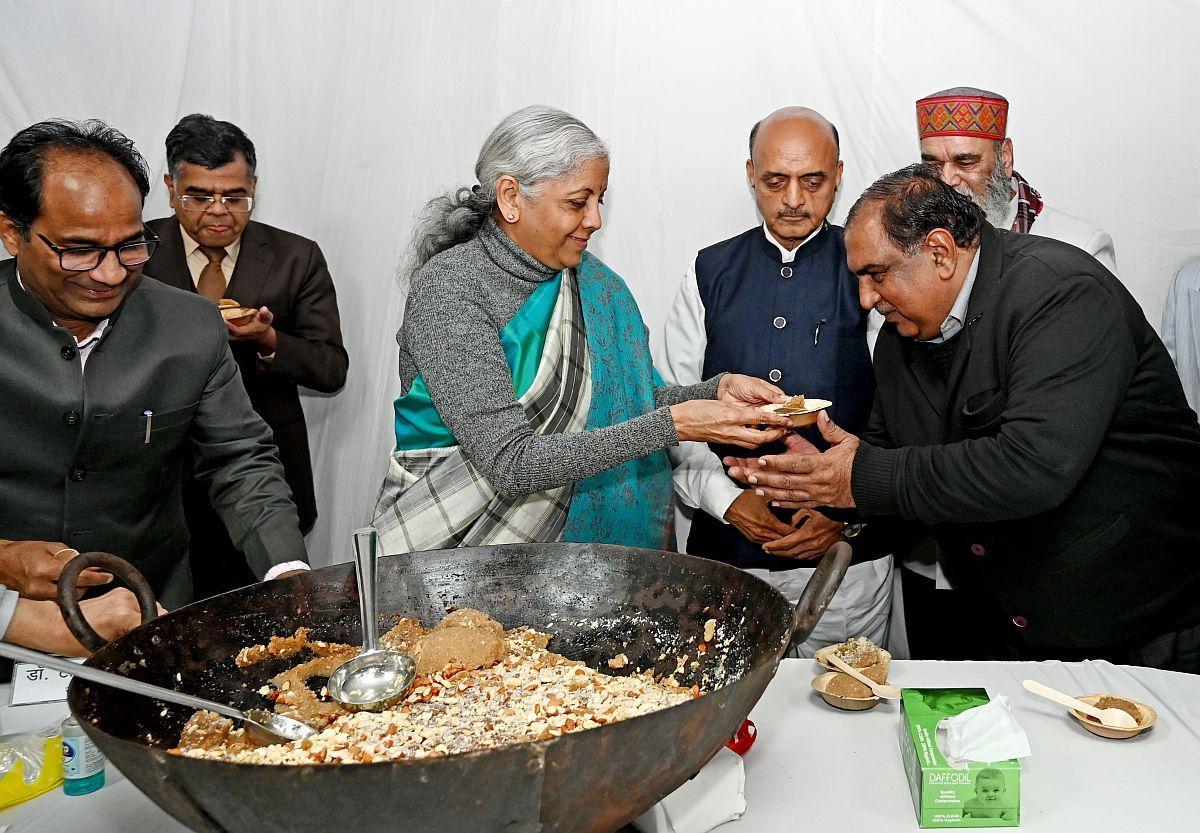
[375,106,790,553]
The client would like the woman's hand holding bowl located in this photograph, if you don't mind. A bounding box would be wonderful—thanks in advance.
[717,373,789,407]
[670,399,791,449]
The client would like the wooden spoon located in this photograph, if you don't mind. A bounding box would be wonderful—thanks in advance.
[1022,679,1138,729]
[826,653,901,700]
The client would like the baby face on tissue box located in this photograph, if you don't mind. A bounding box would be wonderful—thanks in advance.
[899,689,1027,828]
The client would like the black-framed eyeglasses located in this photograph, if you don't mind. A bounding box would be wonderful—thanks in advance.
[37,229,160,272]
[175,194,255,213]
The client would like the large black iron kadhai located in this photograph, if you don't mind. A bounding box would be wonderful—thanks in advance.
[63,541,849,833]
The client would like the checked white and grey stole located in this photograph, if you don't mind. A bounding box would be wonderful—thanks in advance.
[373,269,592,554]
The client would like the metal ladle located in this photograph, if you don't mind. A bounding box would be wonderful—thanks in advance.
[326,527,417,711]
[0,641,315,746]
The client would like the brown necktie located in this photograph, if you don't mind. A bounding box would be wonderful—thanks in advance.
[197,246,228,301]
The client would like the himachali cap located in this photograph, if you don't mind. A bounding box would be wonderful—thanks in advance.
[916,92,1008,140]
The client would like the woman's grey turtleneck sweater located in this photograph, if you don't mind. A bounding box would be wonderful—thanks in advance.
[396,219,720,499]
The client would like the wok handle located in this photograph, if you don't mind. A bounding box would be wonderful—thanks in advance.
[57,552,160,653]
[790,541,853,648]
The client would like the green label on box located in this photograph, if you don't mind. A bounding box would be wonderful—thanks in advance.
[898,688,1021,828]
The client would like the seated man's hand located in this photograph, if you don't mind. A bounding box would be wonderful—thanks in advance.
[761,509,845,560]
[6,589,166,657]
[723,490,797,544]
[717,373,789,407]
[0,540,113,600]
[724,412,860,509]
[670,400,791,448]
[271,568,310,580]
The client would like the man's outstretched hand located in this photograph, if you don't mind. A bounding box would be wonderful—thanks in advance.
[724,412,860,509]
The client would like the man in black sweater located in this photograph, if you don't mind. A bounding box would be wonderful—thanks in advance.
[727,164,1200,672]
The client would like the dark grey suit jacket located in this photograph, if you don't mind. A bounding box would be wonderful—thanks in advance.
[142,219,347,530]
[852,224,1200,649]
[0,259,308,606]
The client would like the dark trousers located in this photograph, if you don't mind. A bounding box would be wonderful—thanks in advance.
[901,567,995,660]
[902,568,1200,673]
[183,477,260,600]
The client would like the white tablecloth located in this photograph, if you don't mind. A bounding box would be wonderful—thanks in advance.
[1,659,1197,832]
[730,659,1199,831]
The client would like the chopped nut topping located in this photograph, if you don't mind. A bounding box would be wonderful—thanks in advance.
[831,637,882,668]
[174,618,692,766]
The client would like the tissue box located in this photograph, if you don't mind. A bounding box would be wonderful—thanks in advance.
[898,689,1020,828]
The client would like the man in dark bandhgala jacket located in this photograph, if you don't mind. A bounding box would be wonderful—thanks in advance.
[728,164,1200,672]
[143,114,347,597]
[0,119,309,624]
[661,107,889,655]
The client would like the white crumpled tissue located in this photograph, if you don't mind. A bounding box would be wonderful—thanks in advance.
[939,695,1032,763]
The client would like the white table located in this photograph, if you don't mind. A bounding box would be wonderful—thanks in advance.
[1,659,1197,832]
[731,659,1199,831]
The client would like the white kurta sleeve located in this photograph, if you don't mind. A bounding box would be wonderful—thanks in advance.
[660,258,743,522]
[1087,229,1119,277]
[0,585,19,641]
[1162,259,1200,414]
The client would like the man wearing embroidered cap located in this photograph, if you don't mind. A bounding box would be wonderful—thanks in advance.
[916,86,1117,275]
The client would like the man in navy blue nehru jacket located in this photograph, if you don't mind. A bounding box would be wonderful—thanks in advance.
[661,107,890,655]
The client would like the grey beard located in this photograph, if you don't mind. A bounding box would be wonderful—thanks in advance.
[955,158,1013,228]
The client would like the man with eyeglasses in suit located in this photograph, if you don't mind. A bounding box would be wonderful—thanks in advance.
[0,119,309,636]
[143,114,347,598]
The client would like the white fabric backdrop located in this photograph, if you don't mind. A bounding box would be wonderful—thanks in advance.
[3,0,1198,567]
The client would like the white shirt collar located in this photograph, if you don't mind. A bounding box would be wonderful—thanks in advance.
[925,248,981,344]
[15,267,109,340]
[76,316,111,347]
[762,222,823,263]
[15,267,111,366]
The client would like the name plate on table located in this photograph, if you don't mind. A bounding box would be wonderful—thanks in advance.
[9,659,83,706]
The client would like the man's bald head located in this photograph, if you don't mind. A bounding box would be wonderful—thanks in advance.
[749,107,840,163]
[745,106,844,248]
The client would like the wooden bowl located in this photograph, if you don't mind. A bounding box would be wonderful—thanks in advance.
[220,306,257,326]
[1068,694,1157,739]
[760,398,832,427]
[811,671,879,711]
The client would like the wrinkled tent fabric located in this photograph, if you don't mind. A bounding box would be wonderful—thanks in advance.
[2,0,1197,567]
